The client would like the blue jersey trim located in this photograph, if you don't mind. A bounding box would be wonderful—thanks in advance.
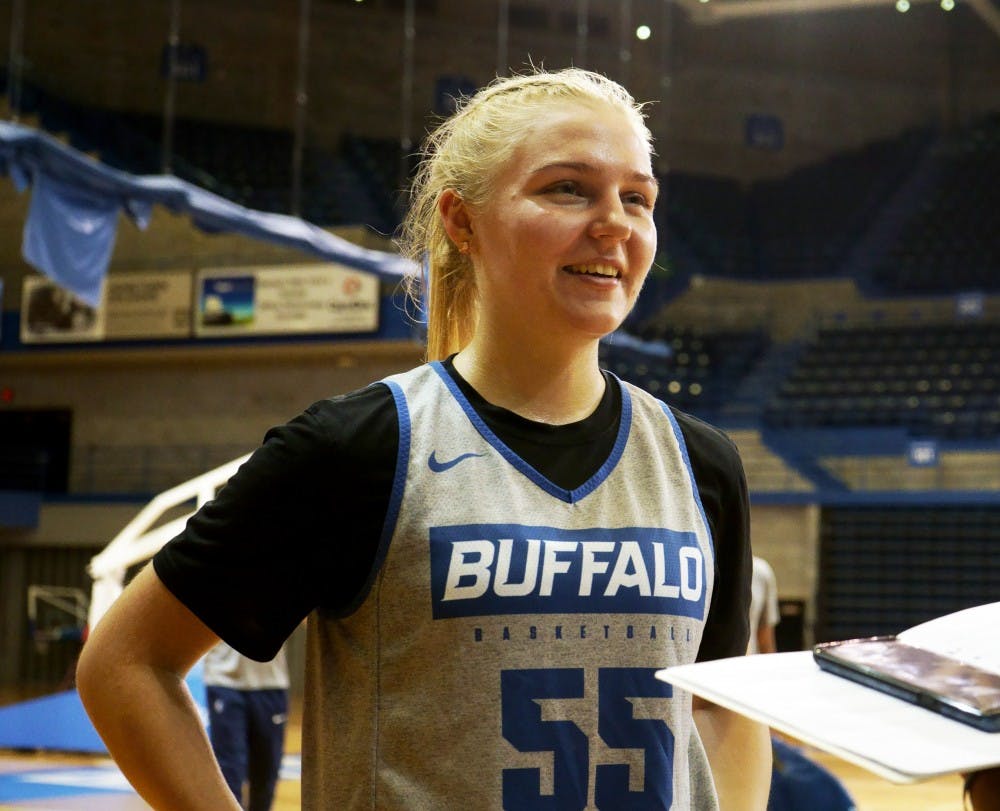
[430,361,631,505]
[353,379,410,597]
[335,380,410,618]
[659,401,715,562]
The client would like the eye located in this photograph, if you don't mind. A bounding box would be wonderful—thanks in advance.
[546,180,583,197]
[623,190,654,210]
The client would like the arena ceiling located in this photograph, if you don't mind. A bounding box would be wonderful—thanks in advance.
[676,0,1000,38]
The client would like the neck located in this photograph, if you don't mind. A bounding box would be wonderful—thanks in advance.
[453,333,606,425]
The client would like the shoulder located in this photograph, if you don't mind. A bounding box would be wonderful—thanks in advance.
[304,380,397,427]
[666,405,745,490]
[753,556,777,583]
[298,382,398,448]
[219,382,399,498]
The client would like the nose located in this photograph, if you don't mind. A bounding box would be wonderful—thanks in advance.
[588,195,632,243]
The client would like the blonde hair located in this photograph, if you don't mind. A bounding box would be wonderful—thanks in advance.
[397,67,653,361]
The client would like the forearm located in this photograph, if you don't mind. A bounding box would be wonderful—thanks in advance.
[694,697,772,811]
[77,564,240,811]
[78,655,240,810]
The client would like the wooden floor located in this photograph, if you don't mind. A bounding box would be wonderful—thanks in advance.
[0,741,965,810]
[805,750,962,811]
[0,746,301,810]
[0,693,965,810]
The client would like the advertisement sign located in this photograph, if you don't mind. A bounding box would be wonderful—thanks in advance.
[955,292,984,319]
[908,440,939,468]
[104,270,193,339]
[160,43,208,82]
[20,272,192,344]
[195,264,379,337]
[745,113,785,151]
[21,276,105,344]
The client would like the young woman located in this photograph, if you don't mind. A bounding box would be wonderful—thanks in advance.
[77,67,770,810]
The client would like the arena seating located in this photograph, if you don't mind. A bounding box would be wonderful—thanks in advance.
[764,321,1000,439]
[817,505,999,641]
[661,172,755,278]
[8,74,997,453]
[662,128,931,281]
[3,23,1000,745]
[869,113,1000,295]
[600,325,770,421]
[750,129,930,281]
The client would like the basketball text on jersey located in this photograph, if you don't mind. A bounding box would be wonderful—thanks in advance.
[430,523,705,620]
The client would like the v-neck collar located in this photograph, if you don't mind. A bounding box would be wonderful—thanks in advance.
[430,360,632,504]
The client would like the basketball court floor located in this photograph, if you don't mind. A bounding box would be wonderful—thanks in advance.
[0,720,964,811]
[0,751,301,810]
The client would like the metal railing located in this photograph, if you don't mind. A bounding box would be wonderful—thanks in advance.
[86,452,251,630]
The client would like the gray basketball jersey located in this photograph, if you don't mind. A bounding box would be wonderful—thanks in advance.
[303,362,719,810]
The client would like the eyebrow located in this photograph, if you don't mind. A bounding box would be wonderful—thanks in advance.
[533,161,659,188]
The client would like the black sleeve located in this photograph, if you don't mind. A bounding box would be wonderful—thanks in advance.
[673,408,752,662]
[153,383,399,662]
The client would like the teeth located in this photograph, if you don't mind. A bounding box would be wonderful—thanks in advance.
[564,264,620,278]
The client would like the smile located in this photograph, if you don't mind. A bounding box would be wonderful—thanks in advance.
[563,264,621,279]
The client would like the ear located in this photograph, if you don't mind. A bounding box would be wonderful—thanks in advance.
[438,189,474,249]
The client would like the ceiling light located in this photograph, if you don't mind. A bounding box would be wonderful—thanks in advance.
[896,0,910,11]
[941,0,955,9]
[636,24,651,40]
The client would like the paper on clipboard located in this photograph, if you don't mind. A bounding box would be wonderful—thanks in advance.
[897,602,1000,675]
[657,602,1000,783]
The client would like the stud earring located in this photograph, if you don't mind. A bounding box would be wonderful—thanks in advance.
[458,241,470,255]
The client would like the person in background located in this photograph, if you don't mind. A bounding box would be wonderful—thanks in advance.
[753,557,856,811]
[204,641,290,811]
[76,67,771,810]
[749,555,780,654]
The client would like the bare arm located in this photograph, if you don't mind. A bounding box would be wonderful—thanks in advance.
[756,623,777,655]
[694,696,772,811]
[76,564,241,811]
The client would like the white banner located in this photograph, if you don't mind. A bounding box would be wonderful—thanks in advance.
[104,270,192,339]
[20,272,193,344]
[195,263,379,337]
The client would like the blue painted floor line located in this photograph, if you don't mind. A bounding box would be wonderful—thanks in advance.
[0,754,301,803]
[0,765,131,801]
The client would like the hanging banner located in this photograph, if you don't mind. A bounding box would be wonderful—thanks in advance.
[194,263,380,338]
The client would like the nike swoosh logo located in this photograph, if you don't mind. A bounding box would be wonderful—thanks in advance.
[428,450,485,473]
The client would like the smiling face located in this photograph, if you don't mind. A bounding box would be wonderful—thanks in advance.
[461,100,658,350]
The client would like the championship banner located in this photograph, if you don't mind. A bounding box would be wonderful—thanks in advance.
[194,264,379,337]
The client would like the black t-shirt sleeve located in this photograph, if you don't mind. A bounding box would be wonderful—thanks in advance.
[673,408,753,662]
[153,383,398,662]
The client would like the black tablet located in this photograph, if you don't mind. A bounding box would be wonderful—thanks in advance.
[813,636,1000,733]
